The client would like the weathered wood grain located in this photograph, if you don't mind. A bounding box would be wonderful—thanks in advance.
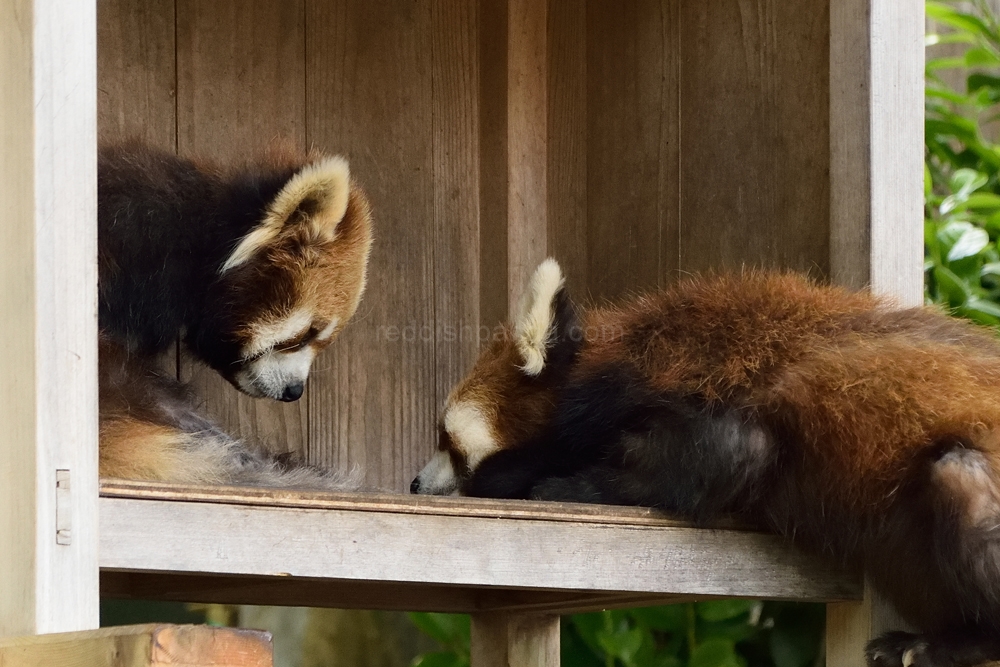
[471,613,559,667]
[305,1,474,491]
[506,0,549,314]
[545,2,588,299]
[1,0,99,637]
[99,492,861,602]
[175,0,309,460]
[830,0,924,305]
[0,624,272,667]
[583,0,680,300]
[679,0,830,276]
[97,0,176,148]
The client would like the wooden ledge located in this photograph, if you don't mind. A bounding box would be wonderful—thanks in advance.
[99,481,862,613]
[99,480,705,528]
[0,624,272,667]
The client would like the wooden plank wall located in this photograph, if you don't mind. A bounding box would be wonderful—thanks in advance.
[97,0,833,492]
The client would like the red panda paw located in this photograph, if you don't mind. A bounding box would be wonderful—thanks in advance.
[866,631,1000,667]
[866,633,929,667]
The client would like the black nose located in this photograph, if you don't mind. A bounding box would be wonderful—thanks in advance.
[280,383,304,402]
[410,477,420,494]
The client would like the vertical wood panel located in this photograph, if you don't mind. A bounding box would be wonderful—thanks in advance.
[175,0,309,459]
[830,0,924,304]
[431,1,482,462]
[1,0,99,636]
[546,2,588,299]
[97,0,176,148]
[679,0,830,276]
[507,0,549,313]
[584,0,680,300]
[479,0,510,328]
[305,0,438,491]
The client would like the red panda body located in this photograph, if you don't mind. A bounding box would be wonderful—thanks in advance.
[414,261,1000,667]
[97,142,372,487]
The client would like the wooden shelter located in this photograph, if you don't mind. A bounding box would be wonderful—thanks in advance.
[0,0,923,664]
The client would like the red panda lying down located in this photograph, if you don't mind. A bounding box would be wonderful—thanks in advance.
[413,259,1000,667]
[98,142,372,487]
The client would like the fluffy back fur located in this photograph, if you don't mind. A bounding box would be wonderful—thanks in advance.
[414,259,1000,667]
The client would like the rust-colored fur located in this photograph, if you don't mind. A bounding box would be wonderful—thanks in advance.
[421,266,1000,667]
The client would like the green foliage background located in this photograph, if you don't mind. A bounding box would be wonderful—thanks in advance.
[926,0,1000,319]
[409,1,1000,666]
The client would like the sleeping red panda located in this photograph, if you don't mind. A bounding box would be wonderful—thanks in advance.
[413,258,1000,667]
[98,141,373,486]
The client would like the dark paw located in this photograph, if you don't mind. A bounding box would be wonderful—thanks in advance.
[866,632,930,667]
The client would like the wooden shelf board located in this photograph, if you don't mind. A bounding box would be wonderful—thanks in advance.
[99,481,862,613]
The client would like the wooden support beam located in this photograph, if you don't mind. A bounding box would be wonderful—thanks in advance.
[98,484,861,604]
[827,1,924,663]
[0,0,99,639]
[830,0,924,304]
[827,582,910,667]
[471,613,560,667]
[0,624,273,667]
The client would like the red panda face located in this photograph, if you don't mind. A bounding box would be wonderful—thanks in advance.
[191,156,373,402]
[412,259,580,494]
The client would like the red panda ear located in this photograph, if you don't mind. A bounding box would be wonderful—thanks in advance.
[514,258,573,376]
[221,156,351,273]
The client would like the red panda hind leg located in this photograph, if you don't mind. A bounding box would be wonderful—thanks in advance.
[863,442,1000,667]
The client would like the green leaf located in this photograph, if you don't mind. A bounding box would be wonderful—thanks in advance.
[947,225,990,261]
[934,264,974,306]
[410,651,466,667]
[596,626,645,664]
[927,3,997,41]
[962,193,1000,210]
[950,168,989,198]
[407,613,469,649]
[689,639,743,667]
[630,605,688,632]
[695,600,754,622]
[966,46,1000,66]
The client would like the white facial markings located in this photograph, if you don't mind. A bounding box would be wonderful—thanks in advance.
[315,317,340,342]
[444,401,499,470]
[414,450,458,495]
[245,307,314,359]
[235,345,316,400]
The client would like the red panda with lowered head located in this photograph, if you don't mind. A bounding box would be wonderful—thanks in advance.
[98,141,372,487]
[413,258,1000,667]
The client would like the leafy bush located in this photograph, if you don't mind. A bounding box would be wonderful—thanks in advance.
[409,602,824,667]
[925,0,1000,321]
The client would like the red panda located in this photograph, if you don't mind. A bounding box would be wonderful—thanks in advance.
[413,258,1000,667]
[98,141,373,487]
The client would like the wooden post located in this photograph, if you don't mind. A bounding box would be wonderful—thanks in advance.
[471,613,560,667]
[0,0,99,638]
[830,0,924,304]
[827,0,924,663]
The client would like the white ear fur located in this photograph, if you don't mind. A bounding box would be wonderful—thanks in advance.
[514,258,565,376]
[221,156,351,273]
